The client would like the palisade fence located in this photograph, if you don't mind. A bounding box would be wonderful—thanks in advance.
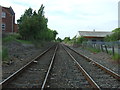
[82,41,120,56]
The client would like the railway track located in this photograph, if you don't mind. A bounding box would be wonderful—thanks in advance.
[63,44,120,89]
[1,43,120,89]
[43,44,93,89]
[0,44,57,89]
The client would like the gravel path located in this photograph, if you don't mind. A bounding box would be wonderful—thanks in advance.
[2,41,54,80]
[6,45,56,88]
[65,46,120,88]
[47,44,91,88]
[69,45,120,74]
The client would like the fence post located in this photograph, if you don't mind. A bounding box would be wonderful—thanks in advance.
[112,46,115,56]
[101,44,104,52]
[105,45,108,53]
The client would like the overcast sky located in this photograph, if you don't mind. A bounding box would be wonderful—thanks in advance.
[1,0,119,39]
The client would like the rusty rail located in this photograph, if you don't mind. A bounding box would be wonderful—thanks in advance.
[62,44,100,89]
[0,44,56,88]
[41,45,58,90]
[65,45,120,81]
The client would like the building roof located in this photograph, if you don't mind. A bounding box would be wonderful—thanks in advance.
[78,31,113,38]
[2,6,15,15]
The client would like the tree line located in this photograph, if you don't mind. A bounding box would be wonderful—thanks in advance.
[17,4,58,41]
[105,28,120,42]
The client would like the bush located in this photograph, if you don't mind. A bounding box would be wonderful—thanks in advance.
[76,36,86,44]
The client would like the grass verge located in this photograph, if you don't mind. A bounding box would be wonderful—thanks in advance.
[3,34,32,44]
[86,47,100,53]
[2,47,9,61]
[112,53,120,61]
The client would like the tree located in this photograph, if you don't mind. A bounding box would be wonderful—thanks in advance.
[76,36,87,44]
[63,37,71,43]
[17,4,58,41]
[24,8,33,17]
[104,28,120,41]
[56,37,62,42]
[53,30,58,40]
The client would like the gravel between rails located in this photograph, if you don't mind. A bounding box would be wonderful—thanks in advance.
[65,46,120,88]
[5,46,56,88]
[46,44,92,89]
[69,46,120,74]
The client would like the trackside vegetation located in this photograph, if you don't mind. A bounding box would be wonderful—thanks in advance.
[63,36,87,45]
[2,4,58,61]
[104,28,120,42]
[17,4,58,41]
[104,28,120,60]
[63,28,120,61]
[3,34,32,44]
[2,47,9,61]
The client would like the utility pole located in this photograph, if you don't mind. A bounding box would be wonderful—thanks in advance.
[118,1,120,28]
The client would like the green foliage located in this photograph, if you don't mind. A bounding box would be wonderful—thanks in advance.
[2,47,9,61]
[3,35,15,42]
[53,30,58,40]
[2,34,32,44]
[112,53,120,61]
[17,4,58,41]
[3,34,20,43]
[105,28,120,41]
[76,36,87,44]
[63,36,87,44]
[70,36,87,44]
[63,37,71,43]
[56,37,62,42]
[86,47,100,53]
[16,39,32,44]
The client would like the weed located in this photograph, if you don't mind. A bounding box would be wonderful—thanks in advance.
[2,47,9,61]
[112,53,120,61]
[86,47,100,53]
[3,34,32,44]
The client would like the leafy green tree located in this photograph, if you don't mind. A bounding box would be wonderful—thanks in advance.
[71,36,77,43]
[52,30,58,40]
[24,8,33,17]
[104,28,120,41]
[56,37,62,42]
[76,36,86,44]
[17,4,58,41]
[63,37,71,43]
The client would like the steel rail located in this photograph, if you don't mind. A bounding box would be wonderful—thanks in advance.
[0,44,56,88]
[65,45,120,80]
[62,44,100,89]
[41,45,58,90]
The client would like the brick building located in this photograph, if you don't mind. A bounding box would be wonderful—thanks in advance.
[0,6,18,33]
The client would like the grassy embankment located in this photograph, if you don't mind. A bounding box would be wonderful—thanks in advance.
[2,34,32,61]
[3,34,32,44]
[85,47,120,61]
[2,34,52,62]
[86,47,101,54]
[107,50,120,61]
